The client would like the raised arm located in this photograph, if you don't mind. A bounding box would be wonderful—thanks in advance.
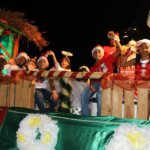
[49,79,59,101]
[47,50,58,64]
[107,31,123,57]
[107,31,136,67]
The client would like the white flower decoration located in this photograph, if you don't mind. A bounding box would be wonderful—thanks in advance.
[105,124,150,150]
[16,114,59,150]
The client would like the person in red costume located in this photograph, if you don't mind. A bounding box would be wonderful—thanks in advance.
[120,39,150,76]
[120,39,150,119]
[103,32,119,57]
[81,31,122,116]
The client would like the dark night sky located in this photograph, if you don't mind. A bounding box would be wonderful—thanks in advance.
[1,0,150,70]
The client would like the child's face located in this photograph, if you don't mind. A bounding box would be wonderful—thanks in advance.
[27,61,36,71]
[110,40,116,47]
[93,50,104,61]
[61,58,69,69]
[138,43,150,58]
[38,59,48,70]
[16,57,26,66]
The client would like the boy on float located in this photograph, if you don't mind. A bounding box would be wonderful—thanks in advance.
[81,31,122,116]
[34,55,58,112]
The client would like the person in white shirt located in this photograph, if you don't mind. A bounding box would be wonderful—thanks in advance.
[70,65,90,115]
[34,55,58,112]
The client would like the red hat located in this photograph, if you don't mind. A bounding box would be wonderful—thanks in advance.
[91,45,104,57]
[136,39,150,48]
[15,51,29,60]
[37,56,49,67]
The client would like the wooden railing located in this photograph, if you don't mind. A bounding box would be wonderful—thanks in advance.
[0,70,150,120]
[0,80,34,109]
[101,85,149,120]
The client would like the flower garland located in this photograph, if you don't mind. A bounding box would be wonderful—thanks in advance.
[105,124,150,150]
[16,114,59,150]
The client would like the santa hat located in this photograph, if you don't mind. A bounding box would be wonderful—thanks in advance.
[37,56,49,67]
[79,65,90,72]
[0,53,5,59]
[136,39,150,48]
[15,52,29,60]
[91,45,104,57]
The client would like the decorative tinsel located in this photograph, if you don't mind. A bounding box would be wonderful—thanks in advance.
[58,78,72,113]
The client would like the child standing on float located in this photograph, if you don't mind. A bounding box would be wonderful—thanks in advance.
[81,31,122,116]
[34,55,58,112]
[48,50,72,112]
[119,39,150,119]
[120,39,150,72]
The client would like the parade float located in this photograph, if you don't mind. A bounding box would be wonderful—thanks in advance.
[0,8,150,150]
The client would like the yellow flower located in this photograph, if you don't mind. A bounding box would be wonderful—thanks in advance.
[17,114,59,150]
[127,131,147,148]
[42,132,52,144]
[17,133,26,143]
[28,117,41,128]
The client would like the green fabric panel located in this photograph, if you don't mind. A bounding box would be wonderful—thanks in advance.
[0,33,14,60]
[0,107,150,150]
[0,34,14,75]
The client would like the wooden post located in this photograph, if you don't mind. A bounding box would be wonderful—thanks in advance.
[0,84,8,106]
[112,84,123,118]
[29,83,35,109]
[7,83,15,107]
[101,88,112,116]
[137,88,148,120]
[124,89,134,118]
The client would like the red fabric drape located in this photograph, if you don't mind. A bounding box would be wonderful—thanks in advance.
[13,35,20,58]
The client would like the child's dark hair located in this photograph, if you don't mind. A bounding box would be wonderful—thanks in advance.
[60,56,71,69]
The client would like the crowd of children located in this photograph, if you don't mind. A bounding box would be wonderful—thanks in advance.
[0,31,150,117]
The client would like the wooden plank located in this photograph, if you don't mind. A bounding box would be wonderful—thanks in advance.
[29,83,35,109]
[14,81,23,107]
[7,83,15,107]
[22,80,31,108]
[101,88,112,116]
[148,90,150,120]
[137,88,148,120]
[0,84,8,106]
[124,89,134,118]
[112,84,123,118]
[12,80,35,109]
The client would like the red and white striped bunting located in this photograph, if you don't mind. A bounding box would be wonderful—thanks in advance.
[33,70,104,79]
